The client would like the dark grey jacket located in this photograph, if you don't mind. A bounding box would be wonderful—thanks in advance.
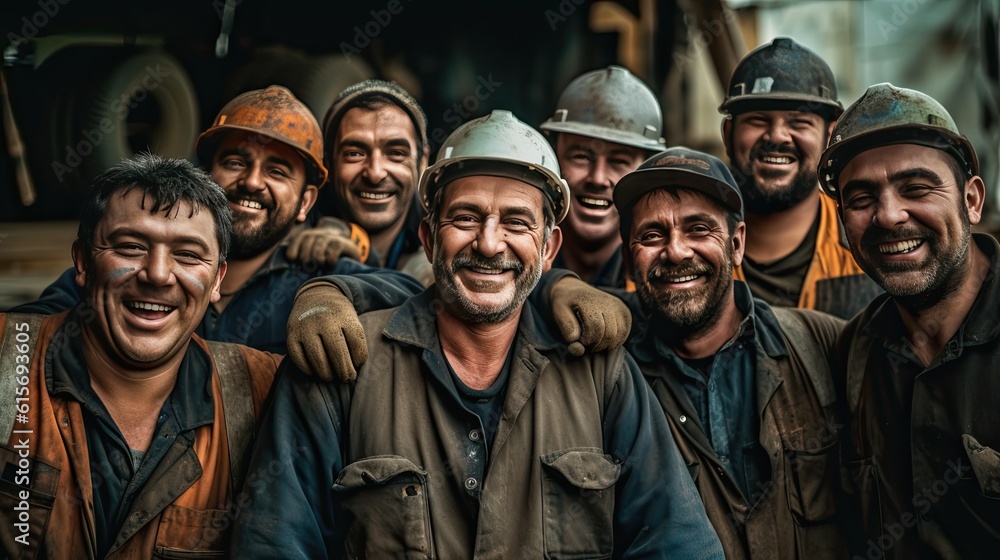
[630,286,849,559]
[836,233,1000,559]
[231,288,725,559]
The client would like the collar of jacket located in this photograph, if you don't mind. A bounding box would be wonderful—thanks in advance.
[630,280,788,365]
[859,232,1000,354]
[383,287,564,354]
[44,307,215,432]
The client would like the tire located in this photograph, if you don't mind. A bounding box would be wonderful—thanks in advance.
[76,49,200,183]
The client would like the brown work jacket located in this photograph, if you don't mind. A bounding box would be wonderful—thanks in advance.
[0,311,280,559]
[636,300,850,559]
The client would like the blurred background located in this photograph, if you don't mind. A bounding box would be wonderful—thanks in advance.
[0,0,997,309]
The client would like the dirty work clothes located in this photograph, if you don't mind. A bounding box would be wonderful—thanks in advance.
[735,193,883,319]
[653,284,766,501]
[836,232,1000,559]
[0,310,281,559]
[628,281,849,559]
[231,289,725,559]
[11,246,423,353]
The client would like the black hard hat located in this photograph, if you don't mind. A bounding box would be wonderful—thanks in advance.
[719,37,843,118]
[614,147,744,240]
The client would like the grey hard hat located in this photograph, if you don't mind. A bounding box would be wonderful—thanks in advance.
[819,82,979,198]
[419,110,571,223]
[539,65,666,152]
[614,147,744,240]
[719,37,843,118]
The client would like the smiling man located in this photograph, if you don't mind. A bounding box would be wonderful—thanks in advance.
[312,79,434,284]
[539,65,665,289]
[614,147,849,559]
[231,111,723,559]
[15,85,422,357]
[720,37,882,318]
[0,154,284,558]
[821,83,1000,558]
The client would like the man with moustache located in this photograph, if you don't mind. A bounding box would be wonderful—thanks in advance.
[821,83,1000,558]
[230,111,724,558]
[14,86,423,355]
[720,37,881,318]
[614,147,849,558]
[308,79,435,285]
[539,65,665,289]
[18,86,633,382]
[0,154,283,558]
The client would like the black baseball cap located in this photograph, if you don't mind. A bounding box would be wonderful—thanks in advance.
[614,147,744,238]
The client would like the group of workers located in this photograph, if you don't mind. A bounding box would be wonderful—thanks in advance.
[0,34,996,559]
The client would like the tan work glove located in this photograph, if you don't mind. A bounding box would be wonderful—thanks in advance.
[286,282,368,382]
[550,276,632,356]
[286,217,371,267]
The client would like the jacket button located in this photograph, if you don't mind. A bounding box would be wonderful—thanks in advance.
[469,429,481,442]
[465,477,478,490]
[679,415,687,423]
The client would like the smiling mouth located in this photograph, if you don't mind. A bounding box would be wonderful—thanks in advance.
[236,199,263,210]
[758,154,794,165]
[127,301,176,312]
[652,269,703,284]
[358,191,393,201]
[467,266,509,275]
[578,196,610,209]
[666,274,700,283]
[879,239,923,255]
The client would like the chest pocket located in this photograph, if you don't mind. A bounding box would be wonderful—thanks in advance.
[0,445,59,560]
[960,434,1000,539]
[541,448,621,559]
[783,439,838,525]
[150,505,231,559]
[333,455,434,559]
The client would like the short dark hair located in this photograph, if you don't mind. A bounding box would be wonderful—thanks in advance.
[77,153,233,266]
[943,151,970,191]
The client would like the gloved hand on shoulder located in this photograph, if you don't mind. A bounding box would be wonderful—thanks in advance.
[549,276,632,356]
[285,281,368,382]
[285,216,371,267]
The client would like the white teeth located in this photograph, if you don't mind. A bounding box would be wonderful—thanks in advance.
[652,270,699,283]
[359,192,391,200]
[238,199,263,209]
[761,156,792,164]
[879,239,922,255]
[127,302,174,312]
[470,267,503,275]
[580,197,609,207]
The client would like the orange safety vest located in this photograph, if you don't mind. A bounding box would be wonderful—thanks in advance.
[735,194,871,312]
[0,312,280,560]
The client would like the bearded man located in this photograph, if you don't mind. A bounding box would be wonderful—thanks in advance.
[230,112,724,559]
[614,146,850,559]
